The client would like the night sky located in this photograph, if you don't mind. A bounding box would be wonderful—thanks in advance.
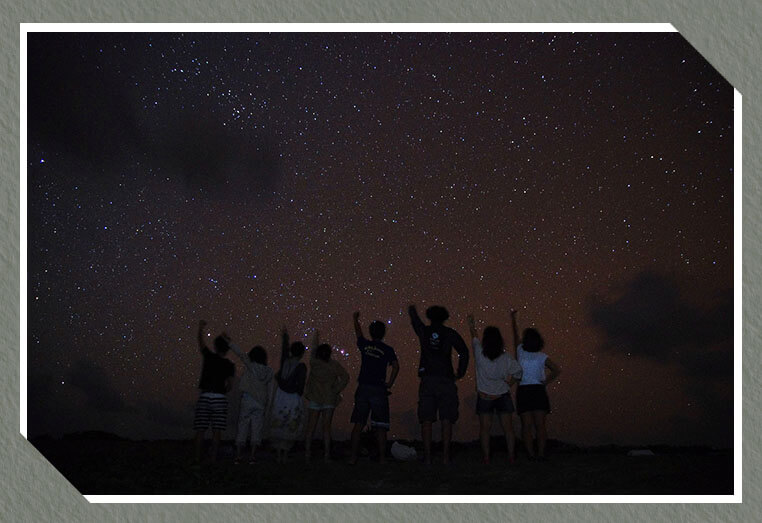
[27,32,733,447]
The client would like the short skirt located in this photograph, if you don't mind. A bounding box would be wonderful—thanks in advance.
[516,384,551,414]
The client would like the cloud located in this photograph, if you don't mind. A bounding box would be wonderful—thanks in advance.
[66,360,130,413]
[27,34,282,199]
[588,271,732,379]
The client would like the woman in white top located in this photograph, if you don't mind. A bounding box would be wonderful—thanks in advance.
[511,309,560,461]
[467,314,523,464]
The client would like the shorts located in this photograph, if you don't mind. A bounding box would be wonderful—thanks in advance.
[516,384,551,415]
[476,392,515,414]
[418,376,459,423]
[350,383,390,430]
[308,400,336,410]
[193,392,228,431]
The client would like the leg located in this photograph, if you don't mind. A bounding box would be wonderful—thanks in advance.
[520,412,535,458]
[349,423,364,464]
[532,410,548,458]
[235,398,252,463]
[194,430,205,463]
[421,421,433,464]
[479,414,493,463]
[210,430,222,462]
[322,408,335,462]
[376,428,387,464]
[304,409,319,461]
[498,413,516,463]
[441,420,453,464]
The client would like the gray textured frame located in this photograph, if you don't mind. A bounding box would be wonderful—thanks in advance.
[4,2,759,520]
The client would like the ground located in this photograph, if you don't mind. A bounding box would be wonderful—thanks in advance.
[30,434,733,496]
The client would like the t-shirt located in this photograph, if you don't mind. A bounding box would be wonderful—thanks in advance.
[198,347,235,393]
[356,337,397,387]
[409,309,469,379]
[472,338,523,395]
[517,344,548,385]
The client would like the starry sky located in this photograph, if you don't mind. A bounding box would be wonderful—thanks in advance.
[26,32,733,447]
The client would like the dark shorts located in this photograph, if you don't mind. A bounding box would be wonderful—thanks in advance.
[350,383,390,431]
[516,384,551,415]
[418,376,459,423]
[476,392,515,414]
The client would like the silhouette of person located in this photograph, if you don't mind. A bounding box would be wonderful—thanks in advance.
[229,343,273,465]
[409,304,469,465]
[269,326,307,463]
[511,309,561,460]
[467,314,522,464]
[304,330,350,463]
[193,320,235,463]
[349,311,399,464]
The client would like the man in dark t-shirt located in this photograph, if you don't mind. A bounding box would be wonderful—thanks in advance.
[409,304,469,465]
[193,320,235,463]
[349,311,400,464]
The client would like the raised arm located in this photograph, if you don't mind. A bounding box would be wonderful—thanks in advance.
[280,325,290,371]
[408,304,424,337]
[466,314,478,340]
[353,311,363,339]
[197,320,208,353]
[510,309,520,358]
[544,357,561,386]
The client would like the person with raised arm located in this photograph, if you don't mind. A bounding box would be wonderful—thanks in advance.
[193,320,235,463]
[348,311,399,464]
[467,314,523,464]
[228,340,274,465]
[408,304,469,465]
[511,309,561,461]
[304,330,350,463]
[269,325,307,463]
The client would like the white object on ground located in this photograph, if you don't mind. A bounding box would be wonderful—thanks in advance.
[391,441,418,461]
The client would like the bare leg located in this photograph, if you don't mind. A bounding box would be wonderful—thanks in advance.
[520,413,535,458]
[349,423,364,464]
[377,429,387,464]
[532,411,548,458]
[322,408,335,462]
[210,430,222,462]
[421,421,433,464]
[479,414,493,463]
[442,420,453,464]
[499,413,516,463]
[304,409,319,461]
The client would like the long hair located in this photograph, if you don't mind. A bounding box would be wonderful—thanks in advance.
[481,326,505,360]
[522,328,545,352]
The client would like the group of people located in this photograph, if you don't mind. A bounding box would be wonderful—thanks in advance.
[192,305,560,466]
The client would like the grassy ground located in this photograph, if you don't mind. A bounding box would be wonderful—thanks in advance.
[31,436,733,495]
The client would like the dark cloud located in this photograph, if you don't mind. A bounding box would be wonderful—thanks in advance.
[588,271,732,379]
[28,33,282,198]
[67,360,130,413]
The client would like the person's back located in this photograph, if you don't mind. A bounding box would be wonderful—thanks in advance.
[357,337,397,386]
[474,345,520,396]
[238,357,274,406]
[517,345,547,386]
[408,304,468,465]
[199,347,236,393]
[306,355,350,405]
